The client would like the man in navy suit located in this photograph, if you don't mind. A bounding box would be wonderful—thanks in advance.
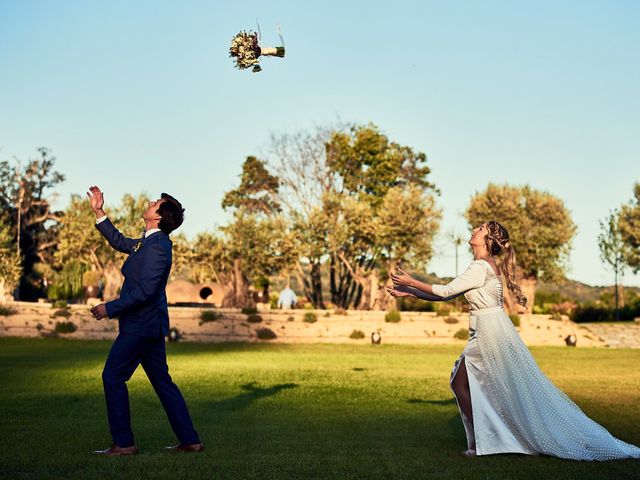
[87,186,203,455]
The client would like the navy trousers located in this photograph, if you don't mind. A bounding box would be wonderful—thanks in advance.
[102,333,200,447]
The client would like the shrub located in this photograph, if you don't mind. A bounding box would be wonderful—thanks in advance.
[453,328,468,340]
[509,314,520,327]
[199,310,222,324]
[287,316,295,322]
[385,310,401,323]
[241,306,258,315]
[247,314,263,323]
[571,305,607,323]
[550,301,577,317]
[47,261,87,301]
[349,329,365,339]
[256,327,277,340]
[52,300,69,310]
[303,312,318,323]
[269,293,279,310]
[54,321,77,334]
[436,303,455,317]
[0,304,17,316]
[444,316,458,324]
[398,297,435,312]
[334,308,348,316]
[53,309,72,318]
[569,304,640,323]
[324,311,331,317]
[532,304,550,315]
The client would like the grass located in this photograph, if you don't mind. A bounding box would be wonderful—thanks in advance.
[0,338,638,479]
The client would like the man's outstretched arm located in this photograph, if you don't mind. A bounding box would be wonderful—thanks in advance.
[87,185,138,254]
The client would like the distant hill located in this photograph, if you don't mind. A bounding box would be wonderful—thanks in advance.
[535,278,640,306]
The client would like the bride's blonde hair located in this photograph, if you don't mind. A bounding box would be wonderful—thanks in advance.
[484,220,527,308]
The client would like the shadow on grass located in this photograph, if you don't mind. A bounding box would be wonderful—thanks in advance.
[210,382,298,416]
[408,398,456,406]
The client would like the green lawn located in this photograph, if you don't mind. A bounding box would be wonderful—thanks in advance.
[0,338,638,480]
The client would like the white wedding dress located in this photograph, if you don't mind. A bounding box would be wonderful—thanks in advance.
[405,259,640,460]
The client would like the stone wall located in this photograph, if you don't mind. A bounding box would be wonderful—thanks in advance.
[0,301,616,348]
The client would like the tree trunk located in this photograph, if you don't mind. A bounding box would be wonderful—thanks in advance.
[370,271,396,311]
[232,258,252,307]
[0,280,11,302]
[102,262,123,301]
[310,262,325,309]
[618,283,625,308]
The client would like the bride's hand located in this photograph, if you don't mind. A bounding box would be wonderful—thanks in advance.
[390,267,414,287]
[385,286,412,298]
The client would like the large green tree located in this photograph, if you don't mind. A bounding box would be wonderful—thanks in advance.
[269,123,441,309]
[326,124,437,205]
[222,156,281,214]
[465,184,576,313]
[618,183,640,272]
[0,148,64,299]
[219,156,297,307]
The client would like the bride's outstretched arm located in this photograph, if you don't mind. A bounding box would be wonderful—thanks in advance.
[390,261,487,299]
[390,267,438,296]
[395,284,463,301]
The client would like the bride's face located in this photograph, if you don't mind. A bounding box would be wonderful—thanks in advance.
[469,223,488,247]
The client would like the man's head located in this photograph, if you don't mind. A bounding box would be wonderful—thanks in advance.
[142,193,185,234]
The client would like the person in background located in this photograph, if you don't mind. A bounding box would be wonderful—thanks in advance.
[277,285,297,310]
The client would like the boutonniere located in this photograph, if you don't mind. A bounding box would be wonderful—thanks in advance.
[133,241,143,252]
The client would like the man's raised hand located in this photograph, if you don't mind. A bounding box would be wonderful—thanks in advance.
[87,186,105,217]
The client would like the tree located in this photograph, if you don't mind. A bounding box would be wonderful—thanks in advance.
[189,232,227,285]
[326,124,437,205]
[323,185,441,310]
[0,148,64,299]
[598,211,629,321]
[269,123,441,309]
[55,192,149,300]
[222,156,280,214]
[618,183,640,273]
[465,184,576,313]
[0,214,21,300]
[218,156,297,307]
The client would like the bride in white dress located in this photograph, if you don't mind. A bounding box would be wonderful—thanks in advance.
[387,221,640,461]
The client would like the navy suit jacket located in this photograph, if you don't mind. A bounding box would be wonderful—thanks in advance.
[96,218,172,337]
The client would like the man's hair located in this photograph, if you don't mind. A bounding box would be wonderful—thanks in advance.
[157,193,185,234]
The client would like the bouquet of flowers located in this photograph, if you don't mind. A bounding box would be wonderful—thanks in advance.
[229,30,285,73]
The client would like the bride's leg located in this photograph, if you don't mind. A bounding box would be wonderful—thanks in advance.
[451,358,475,450]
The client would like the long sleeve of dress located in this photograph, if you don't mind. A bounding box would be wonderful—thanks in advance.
[395,284,464,301]
[432,260,487,298]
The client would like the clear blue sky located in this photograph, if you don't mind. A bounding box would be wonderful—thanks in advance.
[1,1,639,286]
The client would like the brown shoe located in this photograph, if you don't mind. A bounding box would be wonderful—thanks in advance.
[165,442,204,453]
[92,444,139,456]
